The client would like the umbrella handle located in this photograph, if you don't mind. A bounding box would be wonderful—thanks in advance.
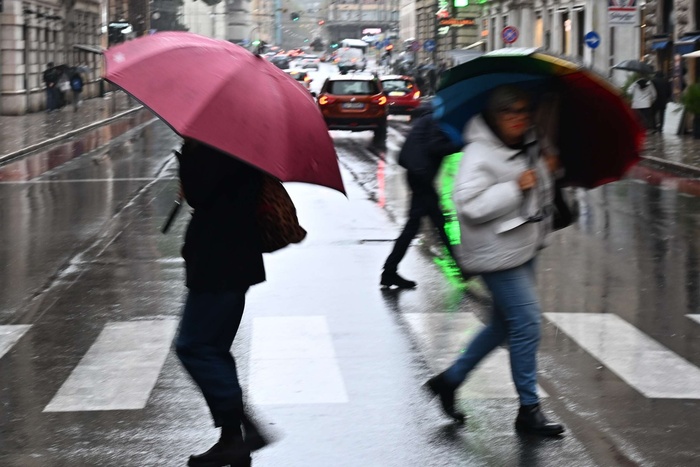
[161,200,182,234]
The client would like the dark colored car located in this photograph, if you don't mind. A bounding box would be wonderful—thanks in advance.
[284,69,313,92]
[268,54,291,69]
[317,73,388,144]
[380,75,422,116]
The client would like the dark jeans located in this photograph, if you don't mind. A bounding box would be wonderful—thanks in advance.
[383,173,452,272]
[175,287,248,427]
[45,86,59,111]
[653,104,667,130]
[635,108,654,130]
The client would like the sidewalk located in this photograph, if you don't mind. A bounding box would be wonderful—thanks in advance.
[0,91,143,163]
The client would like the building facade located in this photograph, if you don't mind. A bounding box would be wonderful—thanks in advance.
[325,0,400,44]
[398,0,700,83]
[0,0,105,115]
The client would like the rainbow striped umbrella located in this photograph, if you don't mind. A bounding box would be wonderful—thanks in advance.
[434,48,645,188]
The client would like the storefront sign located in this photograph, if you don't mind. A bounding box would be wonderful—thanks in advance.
[438,18,477,27]
[608,0,637,25]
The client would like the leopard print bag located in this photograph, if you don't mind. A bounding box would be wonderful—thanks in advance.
[257,174,307,253]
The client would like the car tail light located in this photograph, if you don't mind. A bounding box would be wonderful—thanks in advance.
[372,96,387,105]
[413,91,421,99]
[319,95,335,105]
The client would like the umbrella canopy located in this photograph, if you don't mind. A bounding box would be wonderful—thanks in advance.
[104,31,344,194]
[612,59,655,75]
[434,48,645,189]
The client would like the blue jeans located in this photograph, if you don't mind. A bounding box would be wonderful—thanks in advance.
[444,259,541,405]
[46,87,59,111]
[175,288,248,427]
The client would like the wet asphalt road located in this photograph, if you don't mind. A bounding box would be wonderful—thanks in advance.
[1,114,700,466]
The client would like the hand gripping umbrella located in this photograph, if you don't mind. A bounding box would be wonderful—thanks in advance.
[434,48,645,189]
[103,31,344,194]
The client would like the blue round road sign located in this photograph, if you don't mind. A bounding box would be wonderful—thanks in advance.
[502,26,519,44]
[584,31,600,49]
[423,39,436,52]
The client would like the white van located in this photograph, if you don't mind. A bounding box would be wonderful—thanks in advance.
[336,47,367,73]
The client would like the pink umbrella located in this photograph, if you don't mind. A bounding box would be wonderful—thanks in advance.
[104,31,344,194]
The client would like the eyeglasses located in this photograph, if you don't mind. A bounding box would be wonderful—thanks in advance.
[498,106,531,116]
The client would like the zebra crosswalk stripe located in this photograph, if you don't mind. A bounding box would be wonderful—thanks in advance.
[545,313,700,399]
[43,320,178,412]
[404,313,547,399]
[0,325,31,360]
[687,314,700,325]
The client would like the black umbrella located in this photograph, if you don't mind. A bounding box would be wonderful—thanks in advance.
[612,60,654,75]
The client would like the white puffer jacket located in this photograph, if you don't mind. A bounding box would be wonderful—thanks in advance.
[452,116,554,274]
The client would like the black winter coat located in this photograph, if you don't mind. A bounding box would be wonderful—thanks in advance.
[179,142,265,291]
[397,112,463,184]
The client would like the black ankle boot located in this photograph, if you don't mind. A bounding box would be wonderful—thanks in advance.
[241,411,271,451]
[188,427,251,467]
[381,270,417,289]
[515,403,565,436]
[424,372,466,424]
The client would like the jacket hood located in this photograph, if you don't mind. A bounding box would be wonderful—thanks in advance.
[463,115,535,158]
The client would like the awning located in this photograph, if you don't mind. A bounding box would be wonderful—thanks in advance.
[73,44,105,54]
[675,35,700,55]
[651,40,670,51]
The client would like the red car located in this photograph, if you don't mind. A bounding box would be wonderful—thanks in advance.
[379,75,421,116]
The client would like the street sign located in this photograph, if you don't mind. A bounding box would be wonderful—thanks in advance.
[410,40,422,52]
[423,39,436,52]
[502,26,519,44]
[584,31,601,49]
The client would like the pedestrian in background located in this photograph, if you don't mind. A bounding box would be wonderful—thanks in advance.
[651,71,672,132]
[630,77,657,130]
[43,62,60,112]
[175,139,270,467]
[56,66,71,109]
[69,69,84,112]
[381,103,462,289]
[424,85,565,437]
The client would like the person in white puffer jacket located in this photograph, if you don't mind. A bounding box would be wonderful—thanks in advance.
[630,78,657,130]
[425,85,565,437]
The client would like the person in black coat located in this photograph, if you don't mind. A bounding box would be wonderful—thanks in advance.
[651,71,672,132]
[175,139,269,467]
[43,62,60,112]
[381,104,463,288]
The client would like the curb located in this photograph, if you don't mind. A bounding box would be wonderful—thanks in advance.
[639,155,700,178]
[0,105,145,166]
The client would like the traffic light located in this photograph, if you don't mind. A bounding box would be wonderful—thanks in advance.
[291,12,299,21]
[454,0,468,6]
[318,20,325,26]
[330,42,339,49]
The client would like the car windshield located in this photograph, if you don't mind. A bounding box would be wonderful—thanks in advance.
[328,80,379,95]
[336,48,363,61]
[381,80,413,92]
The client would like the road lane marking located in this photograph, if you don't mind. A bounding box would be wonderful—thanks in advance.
[545,313,700,399]
[0,325,31,360]
[44,320,178,412]
[249,316,349,405]
[404,313,547,399]
[687,314,700,325]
